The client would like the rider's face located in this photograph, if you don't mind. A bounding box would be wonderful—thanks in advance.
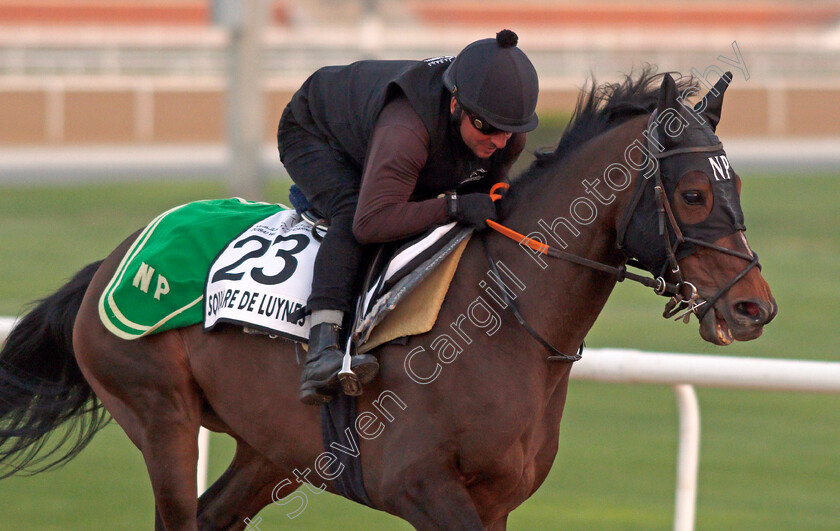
[450,97,513,159]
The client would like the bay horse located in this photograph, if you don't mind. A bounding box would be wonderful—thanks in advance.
[0,70,776,530]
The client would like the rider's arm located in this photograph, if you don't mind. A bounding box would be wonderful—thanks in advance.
[353,97,448,244]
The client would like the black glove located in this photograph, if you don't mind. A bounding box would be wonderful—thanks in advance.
[446,192,498,229]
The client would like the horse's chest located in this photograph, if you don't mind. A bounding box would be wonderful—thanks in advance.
[460,428,554,520]
[459,413,559,497]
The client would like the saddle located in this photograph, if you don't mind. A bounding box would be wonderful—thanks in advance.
[288,185,472,352]
[99,193,471,353]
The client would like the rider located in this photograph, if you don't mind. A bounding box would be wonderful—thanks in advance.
[277,29,540,405]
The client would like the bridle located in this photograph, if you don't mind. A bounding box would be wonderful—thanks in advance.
[617,113,761,323]
[483,113,760,362]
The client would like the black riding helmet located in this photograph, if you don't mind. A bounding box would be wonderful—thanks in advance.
[443,29,540,133]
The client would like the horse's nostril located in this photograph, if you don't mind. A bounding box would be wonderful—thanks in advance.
[734,300,762,320]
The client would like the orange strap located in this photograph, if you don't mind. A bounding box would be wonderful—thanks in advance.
[487,219,551,255]
[486,183,551,255]
[489,182,509,202]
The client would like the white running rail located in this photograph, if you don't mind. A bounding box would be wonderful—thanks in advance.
[3,318,840,530]
[0,317,14,335]
[572,348,840,531]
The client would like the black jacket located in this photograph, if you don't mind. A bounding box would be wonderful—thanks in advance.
[288,57,518,195]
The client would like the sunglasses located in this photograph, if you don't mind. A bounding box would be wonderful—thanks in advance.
[463,108,506,135]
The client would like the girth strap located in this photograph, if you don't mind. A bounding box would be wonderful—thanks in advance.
[319,392,375,507]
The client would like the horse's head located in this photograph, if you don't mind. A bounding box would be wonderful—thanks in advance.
[620,72,777,345]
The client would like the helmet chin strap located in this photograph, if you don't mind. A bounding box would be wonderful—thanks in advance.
[451,98,465,124]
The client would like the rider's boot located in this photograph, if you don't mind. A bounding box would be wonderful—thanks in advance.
[299,321,379,405]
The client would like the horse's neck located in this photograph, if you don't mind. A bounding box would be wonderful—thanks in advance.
[488,118,646,359]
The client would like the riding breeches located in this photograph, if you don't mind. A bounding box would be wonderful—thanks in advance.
[277,106,365,314]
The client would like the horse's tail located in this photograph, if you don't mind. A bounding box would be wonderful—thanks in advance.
[0,260,109,478]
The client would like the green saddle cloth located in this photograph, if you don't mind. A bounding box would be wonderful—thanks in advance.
[99,198,284,340]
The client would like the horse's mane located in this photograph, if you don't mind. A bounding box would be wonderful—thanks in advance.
[506,67,697,201]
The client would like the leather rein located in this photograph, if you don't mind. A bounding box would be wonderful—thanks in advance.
[482,120,760,362]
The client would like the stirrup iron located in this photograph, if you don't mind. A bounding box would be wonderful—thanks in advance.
[338,342,362,396]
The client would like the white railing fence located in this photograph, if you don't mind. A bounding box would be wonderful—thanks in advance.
[2,317,840,531]
[572,348,840,531]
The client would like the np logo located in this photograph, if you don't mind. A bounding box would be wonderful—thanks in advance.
[708,155,732,181]
[132,262,170,300]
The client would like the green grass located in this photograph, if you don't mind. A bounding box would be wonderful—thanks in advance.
[0,168,838,529]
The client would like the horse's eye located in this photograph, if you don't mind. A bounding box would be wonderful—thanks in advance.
[682,190,704,205]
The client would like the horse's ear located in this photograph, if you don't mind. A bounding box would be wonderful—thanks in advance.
[656,73,679,115]
[694,71,733,131]
[654,73,686,148]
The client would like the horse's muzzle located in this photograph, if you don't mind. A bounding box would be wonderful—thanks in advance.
[700,296,777,345]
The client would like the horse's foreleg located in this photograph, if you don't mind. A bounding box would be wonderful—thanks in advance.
[487,515,509,530]
[196,439,289,530]
[386,465,486,530]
